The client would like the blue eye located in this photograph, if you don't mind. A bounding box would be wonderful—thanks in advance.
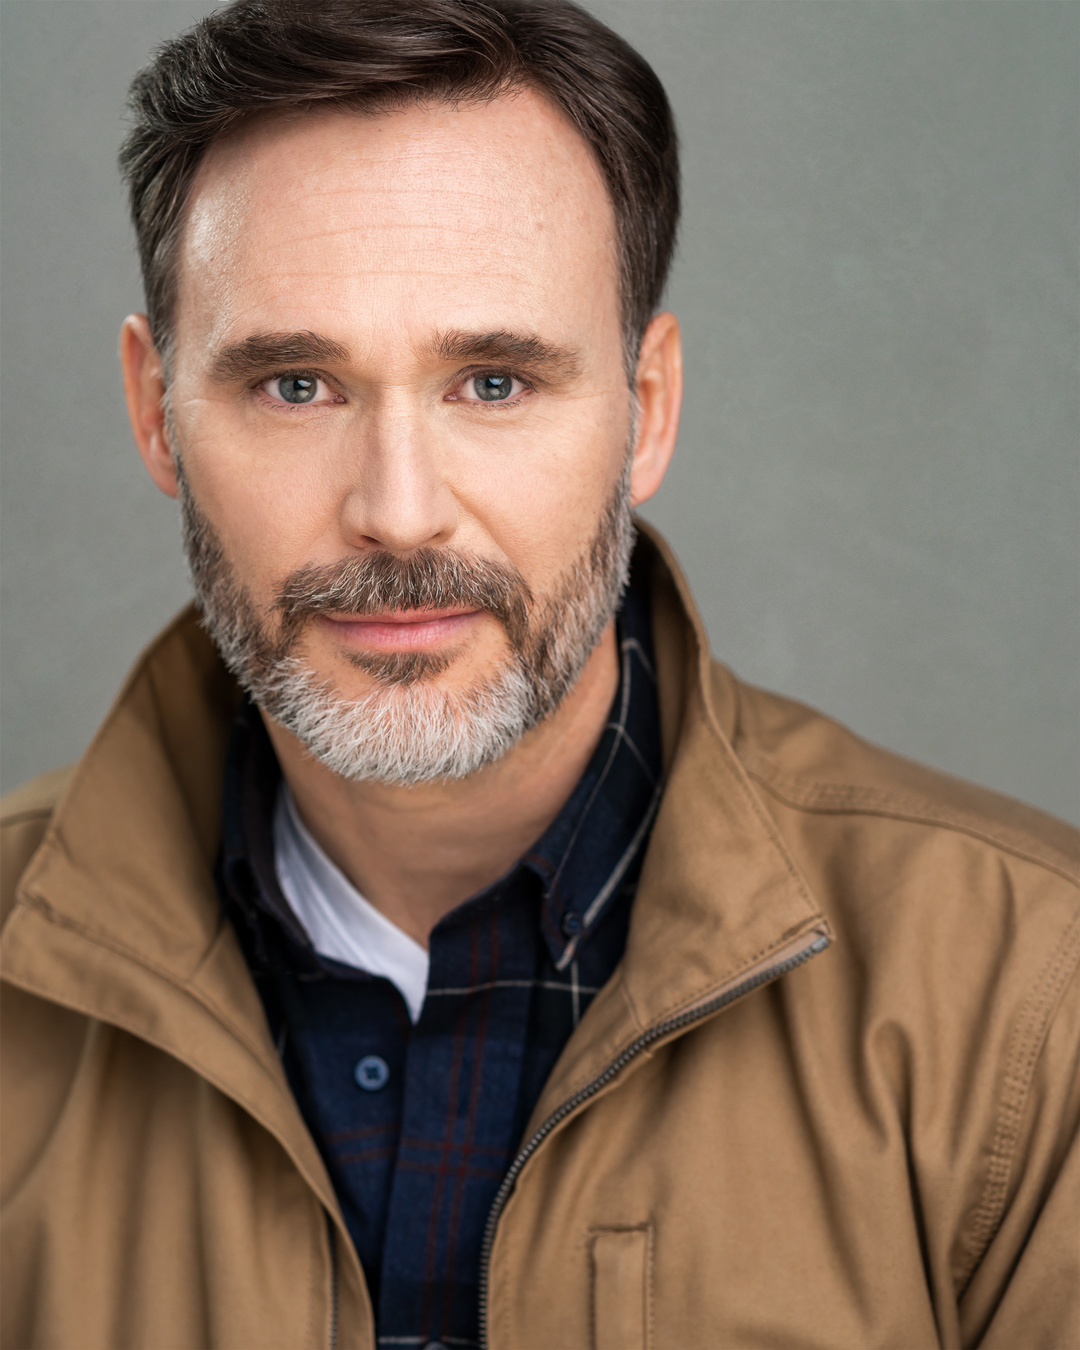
[277,376,317,403]
[473,375,513,401]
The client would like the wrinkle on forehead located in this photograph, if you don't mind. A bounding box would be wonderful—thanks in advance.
[175,91,620,363]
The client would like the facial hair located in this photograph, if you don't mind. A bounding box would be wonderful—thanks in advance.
[175,456,636,787]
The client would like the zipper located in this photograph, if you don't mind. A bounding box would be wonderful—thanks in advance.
[476,927,831,1348]
[326,1213,339,1350]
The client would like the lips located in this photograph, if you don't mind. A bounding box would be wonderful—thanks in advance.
[318,608,482,651]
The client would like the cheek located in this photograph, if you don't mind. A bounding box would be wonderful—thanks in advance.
[172,399,337,593]
[451,398,629,584]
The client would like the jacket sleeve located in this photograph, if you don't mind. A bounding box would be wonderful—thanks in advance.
[961,946,1080,1349]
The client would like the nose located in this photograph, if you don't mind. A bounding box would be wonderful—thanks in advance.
[338,395,458,554]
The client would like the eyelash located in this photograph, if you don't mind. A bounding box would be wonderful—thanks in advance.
[251,367,536,411]
[253,370,342,412]
[449,368,534,408]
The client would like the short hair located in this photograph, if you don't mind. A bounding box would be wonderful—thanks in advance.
[119,0,679,378]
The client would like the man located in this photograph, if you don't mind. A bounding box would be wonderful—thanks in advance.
[1,0,1076,1346]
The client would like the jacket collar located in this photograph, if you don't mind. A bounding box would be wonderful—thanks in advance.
[2,524,826,1153]
[0,607,344,1207]
[521,525,828,1127]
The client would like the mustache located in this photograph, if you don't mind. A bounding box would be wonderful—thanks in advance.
[272,547,534,652]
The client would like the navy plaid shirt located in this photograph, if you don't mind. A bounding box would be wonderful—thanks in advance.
[219,576,661,1348]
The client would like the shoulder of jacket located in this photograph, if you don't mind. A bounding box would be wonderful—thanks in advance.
[2,765,75,826]
[1,765,76,928]
[718,664,1079,885]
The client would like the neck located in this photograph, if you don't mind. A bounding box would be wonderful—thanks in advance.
[262,622,620,947]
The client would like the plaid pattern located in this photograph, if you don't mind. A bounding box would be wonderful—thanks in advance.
[219,574,661,1349]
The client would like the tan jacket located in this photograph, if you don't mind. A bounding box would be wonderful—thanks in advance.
[3,533,1078,1350]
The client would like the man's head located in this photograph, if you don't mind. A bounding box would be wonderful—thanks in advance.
[120,0,679,378]
[119,0,683,786]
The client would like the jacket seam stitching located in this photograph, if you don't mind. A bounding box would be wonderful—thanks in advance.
[732,690,1078,881]
[955,905,1080,1291]
[646,1219,654,1350]
[618,963,646,1035]
[4,609,205,901]
[308,1205,323,1350]
[697,687,823,919]
[539,918,825,1123]
[587,1222,654,1350]
[743,766,1079,888]
[0,959,344,1221]
[9,893,285,1074]
[635,917,827,1033]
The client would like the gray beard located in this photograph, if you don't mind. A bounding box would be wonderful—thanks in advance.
[176,457,635,787]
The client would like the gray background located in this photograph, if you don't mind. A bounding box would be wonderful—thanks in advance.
[2,0,1078,823]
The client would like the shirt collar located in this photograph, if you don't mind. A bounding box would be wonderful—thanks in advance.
[518,574,661,969]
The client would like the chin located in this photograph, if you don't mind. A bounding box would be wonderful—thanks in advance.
[264,647,540,788]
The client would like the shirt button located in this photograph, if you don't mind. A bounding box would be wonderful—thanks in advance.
[561,911,583,937]
[353,1055,390,1091]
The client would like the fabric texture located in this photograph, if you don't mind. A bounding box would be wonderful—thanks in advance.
[273,785,429,1022]
[218,580,661,1346]
[2,526,1078,1350]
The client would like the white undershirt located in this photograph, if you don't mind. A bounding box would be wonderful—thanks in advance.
[273,784,429,1023]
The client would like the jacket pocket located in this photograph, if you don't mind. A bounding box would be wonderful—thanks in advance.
[590,1224,652,1350]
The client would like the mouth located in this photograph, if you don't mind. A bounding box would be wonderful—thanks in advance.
[317,607,483,652]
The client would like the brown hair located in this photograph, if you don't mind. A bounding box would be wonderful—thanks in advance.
[119,0,679,376]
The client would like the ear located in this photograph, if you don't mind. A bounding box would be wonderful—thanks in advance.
[120,314,178,499]
[629,311,683,508]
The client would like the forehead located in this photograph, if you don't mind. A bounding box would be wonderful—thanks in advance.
[176,89,620,358]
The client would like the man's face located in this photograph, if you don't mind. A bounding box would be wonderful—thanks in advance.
[165,90,642,781]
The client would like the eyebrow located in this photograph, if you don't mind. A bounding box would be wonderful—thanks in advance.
[208,331,351,383]
[206,326,584,385]
[431,329,584,383]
